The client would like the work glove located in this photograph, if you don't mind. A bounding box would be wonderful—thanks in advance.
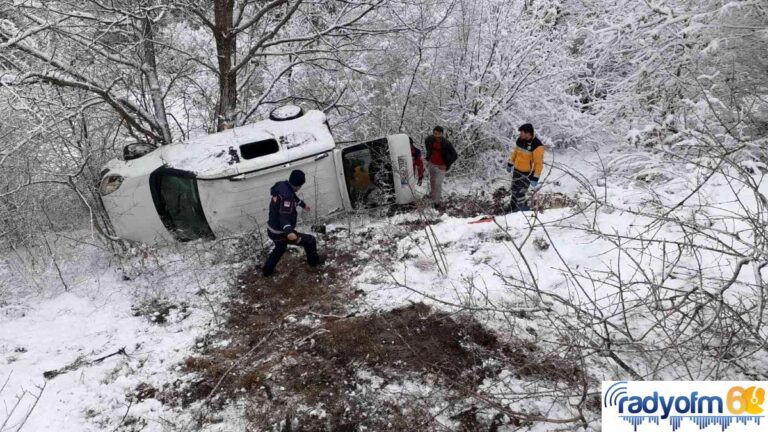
[506,165,513,173]
[530,180,539,188]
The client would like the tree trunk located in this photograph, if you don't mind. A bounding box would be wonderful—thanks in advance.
[141,16,173,145]
[214,0,237,131]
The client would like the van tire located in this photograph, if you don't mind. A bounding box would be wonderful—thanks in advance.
[269,105,304,121]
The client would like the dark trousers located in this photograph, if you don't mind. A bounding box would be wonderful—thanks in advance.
[263,230,319,274]
[511,170,532,212]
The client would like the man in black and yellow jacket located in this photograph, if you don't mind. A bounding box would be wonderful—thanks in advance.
[506,123,544,212]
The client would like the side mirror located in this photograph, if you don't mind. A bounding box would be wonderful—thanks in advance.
[123,142,156,161]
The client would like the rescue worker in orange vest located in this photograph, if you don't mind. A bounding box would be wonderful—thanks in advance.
[506,123,544,212]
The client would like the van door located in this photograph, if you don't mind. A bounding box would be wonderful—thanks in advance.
[338,138,393,209]
[336,134,417,209]
[150,168,215,241]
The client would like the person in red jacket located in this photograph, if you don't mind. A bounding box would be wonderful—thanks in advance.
[424,126,458,204]
[409,137,425,186]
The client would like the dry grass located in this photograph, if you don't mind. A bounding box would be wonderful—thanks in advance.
[312,303,499,382]
[439,187,577,219]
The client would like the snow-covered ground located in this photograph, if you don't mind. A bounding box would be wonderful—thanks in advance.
[2,145,766,431]
[0,239,246,431]
[352,146,768,379]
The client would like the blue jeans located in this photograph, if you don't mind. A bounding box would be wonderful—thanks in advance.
[511,171,532,212]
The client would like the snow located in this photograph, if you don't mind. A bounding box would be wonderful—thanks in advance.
[166,109,335,178]
[104,109,336,180]
[0,236,243,431]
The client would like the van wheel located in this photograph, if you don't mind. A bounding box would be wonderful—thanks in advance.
[269,105,304,121]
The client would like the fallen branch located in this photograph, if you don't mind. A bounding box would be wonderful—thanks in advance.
[92,347,128,364]
[43,347,128,380]
[307,310,356,320]
[206,331,274,401]
[112,399,133,432]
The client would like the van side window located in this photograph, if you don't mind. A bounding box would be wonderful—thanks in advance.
[239,139,279,160]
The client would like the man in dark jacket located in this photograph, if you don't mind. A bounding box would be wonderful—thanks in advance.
[424,126,458,204]
[262,170,320,276]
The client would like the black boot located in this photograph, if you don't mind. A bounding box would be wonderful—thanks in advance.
[309,255,326,267]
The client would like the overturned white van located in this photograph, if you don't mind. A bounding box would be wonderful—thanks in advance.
[99,107,419,244]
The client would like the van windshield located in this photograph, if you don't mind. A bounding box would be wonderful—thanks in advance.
[150,169,214,241]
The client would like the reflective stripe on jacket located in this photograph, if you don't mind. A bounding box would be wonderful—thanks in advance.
[267,181,305,233]
[507,136,544,182]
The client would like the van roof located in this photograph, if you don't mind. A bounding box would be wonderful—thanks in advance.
[108,110,335,179]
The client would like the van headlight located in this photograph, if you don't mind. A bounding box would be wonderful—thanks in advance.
[100,175,124,196]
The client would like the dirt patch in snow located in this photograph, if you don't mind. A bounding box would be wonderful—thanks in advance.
[161,248,360,409]
[308,303,577,385]
[158,229,584,430]
[397,218,443,230]
[441,187,577,218]
[530,191,578,212]
[157,229,364,413]
[131,297,190,324]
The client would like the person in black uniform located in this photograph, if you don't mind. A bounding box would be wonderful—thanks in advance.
[262,170,321,276]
